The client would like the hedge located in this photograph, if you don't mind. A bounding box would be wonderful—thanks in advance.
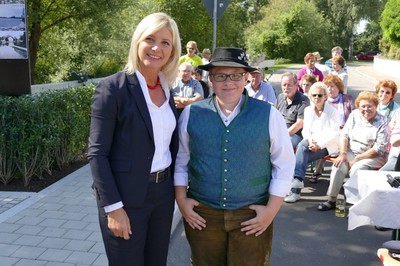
[0,85,95,186]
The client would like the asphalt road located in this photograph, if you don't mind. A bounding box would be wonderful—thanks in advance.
[167,61,397,266]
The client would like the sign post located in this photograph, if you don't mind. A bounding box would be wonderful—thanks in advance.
[202,0,230,52]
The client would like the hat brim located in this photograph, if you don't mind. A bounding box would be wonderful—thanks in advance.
[198,61,257,72]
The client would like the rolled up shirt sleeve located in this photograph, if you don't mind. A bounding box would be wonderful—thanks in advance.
[268,107,296,197]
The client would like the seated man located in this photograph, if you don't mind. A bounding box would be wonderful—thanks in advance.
[192,67,210,98]
[275,72,310,149]
[172,63,204,115]
[245,67,276,105]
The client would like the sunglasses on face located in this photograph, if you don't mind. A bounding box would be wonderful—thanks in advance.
[311,94,324,98]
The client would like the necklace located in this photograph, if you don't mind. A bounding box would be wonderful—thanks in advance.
[147,76,160,90]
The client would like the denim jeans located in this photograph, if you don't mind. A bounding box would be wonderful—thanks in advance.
[291,134,303,149]
[294,139,329,180]
[184,203,274,266]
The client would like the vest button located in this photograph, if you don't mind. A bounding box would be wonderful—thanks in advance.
[224,159,228,162]
[226,129,230,133]
[224,148,228,152]
[224,169,227,172]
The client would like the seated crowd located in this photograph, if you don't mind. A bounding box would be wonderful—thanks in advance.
[176,43,398,214]
[278,65,397,213]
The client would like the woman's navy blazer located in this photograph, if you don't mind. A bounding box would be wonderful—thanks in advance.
[88,71,179,208]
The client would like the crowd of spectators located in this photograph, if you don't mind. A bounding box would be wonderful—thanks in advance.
[175,42,399,214]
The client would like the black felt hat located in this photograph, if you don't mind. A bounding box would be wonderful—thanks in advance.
[198,47,257,72]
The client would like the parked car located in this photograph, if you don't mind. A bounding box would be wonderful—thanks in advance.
[354,51,379,60]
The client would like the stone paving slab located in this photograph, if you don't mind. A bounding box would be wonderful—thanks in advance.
[0,164,181,265]
[0,192,35,215]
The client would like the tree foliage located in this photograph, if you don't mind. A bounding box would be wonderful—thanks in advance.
[161,0,270,53]
[353,21,382,54]
[380,0,400,49]
[27,0,128,83]
[311,0,386,58]
[30,0,394,84]
[244,0,332,62]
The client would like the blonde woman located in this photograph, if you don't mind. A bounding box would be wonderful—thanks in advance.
[88,13,181,265]
[285,82,340,203]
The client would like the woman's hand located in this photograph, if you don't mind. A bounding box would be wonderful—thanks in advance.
[107,208,132,240]
[308,140,320,152]
[333,153,348,168]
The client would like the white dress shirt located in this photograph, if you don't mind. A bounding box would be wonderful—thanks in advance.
[104,71,175,213]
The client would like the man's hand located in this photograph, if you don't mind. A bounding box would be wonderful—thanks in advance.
[176,197,206,230]
[240,205,274,237]
[107,208,132,240]
[174,97,188,109]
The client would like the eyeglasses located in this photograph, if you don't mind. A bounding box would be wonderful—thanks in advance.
[187,47,195,50]
[359,104,375,110]
[210,73,245,82]
[311,94,324,98]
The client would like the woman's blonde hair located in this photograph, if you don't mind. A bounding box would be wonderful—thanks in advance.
[124,13,181,85]
[186,41,198,53]
[355,91,379,108]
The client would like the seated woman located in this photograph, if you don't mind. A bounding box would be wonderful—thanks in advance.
[299,74,317,97]
[317,91,390,211]
[376,79,399,122]
[297,52,324,93]
[332,55,348,93]
[284,82,340,203]
[380,109,400,171]
[324,74,355,128]
[312,74,355,180]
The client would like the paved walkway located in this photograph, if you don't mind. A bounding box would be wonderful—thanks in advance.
[0,61,399,266]
[0,164,181,266]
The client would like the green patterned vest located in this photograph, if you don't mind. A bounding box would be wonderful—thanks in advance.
[187,95,272,209]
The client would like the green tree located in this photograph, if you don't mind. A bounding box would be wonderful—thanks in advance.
[161,0,269,53]
[311,0,386,59]
[158,0,213,52]
[27,0,127,83]
[380,0,400,49]
[244,0,332,62]
[353,21,382,55]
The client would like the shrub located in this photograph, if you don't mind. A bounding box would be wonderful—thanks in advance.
[0,85,94,186]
